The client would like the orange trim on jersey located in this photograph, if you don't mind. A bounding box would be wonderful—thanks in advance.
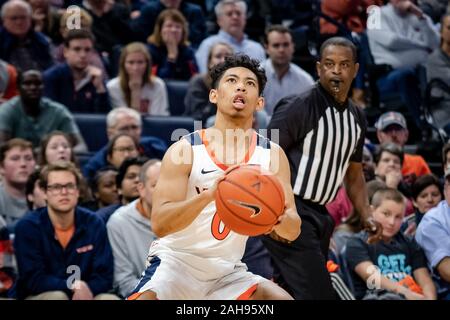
[200,129,258,171]
[237,284,258,300]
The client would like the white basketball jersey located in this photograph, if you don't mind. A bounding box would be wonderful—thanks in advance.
[149,130,272,281]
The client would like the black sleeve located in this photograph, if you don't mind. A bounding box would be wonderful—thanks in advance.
[349,105,367,163]
[267,95,313,152]
[346,233,372,271]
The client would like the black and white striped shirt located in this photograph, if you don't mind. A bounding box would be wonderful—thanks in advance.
[268,83,366,205]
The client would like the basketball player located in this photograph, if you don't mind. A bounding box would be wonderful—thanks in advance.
[128,55,301,300]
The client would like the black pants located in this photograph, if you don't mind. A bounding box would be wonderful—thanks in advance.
[262,198,336,300]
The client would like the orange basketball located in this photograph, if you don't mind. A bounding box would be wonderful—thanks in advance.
[215,164,285,236]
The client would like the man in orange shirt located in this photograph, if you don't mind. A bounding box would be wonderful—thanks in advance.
[376,111,431,180]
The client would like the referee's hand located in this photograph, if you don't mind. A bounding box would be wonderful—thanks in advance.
[363,217,383,244]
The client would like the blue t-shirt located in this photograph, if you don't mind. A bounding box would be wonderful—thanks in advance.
[347,231,427,299]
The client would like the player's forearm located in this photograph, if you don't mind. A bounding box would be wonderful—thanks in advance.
[151,191,213,237]
[274,208,301,241]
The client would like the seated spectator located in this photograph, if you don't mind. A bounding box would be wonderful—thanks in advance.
[29,0,62,44]
[415,165,450,299]
[0,70,86,151]
[107,159,160,298]
[25,169,46,212]
[0,138,36,230]
[105,133,139,169]
[96,156,147,223]
[262,25,314,116]
[81,0,132,56]
[53,7,108,80]
[374,142,414,204]
[402,174,443,236]
[0,215,15,298]
[37,131,76,167]
[107,42,169,115]
[367,0,440,132]
[195,0,266,74]
[443,143,450,177]
[425,13,450,135]
[147,9,198,81]
[43,29,110,113]
[184,42,234,124]
[82,107,167,182]
[0,0,54,71]
[89,167,119,211]
[13,161,119,300]
[332,180,387,255]
[347,188,436,300]
[376,111,431,180]
[0,59,18,102]
[130,0,206,49]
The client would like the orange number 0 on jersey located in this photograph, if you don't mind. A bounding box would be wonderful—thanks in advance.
[211,211,231,240]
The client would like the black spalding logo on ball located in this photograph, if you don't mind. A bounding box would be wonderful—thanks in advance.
[228,200,261,218]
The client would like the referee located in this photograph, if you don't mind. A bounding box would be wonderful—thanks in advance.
[264,37,381,299]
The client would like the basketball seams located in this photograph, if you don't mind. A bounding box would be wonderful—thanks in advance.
[223,176,282,220]
[216,186,276,228]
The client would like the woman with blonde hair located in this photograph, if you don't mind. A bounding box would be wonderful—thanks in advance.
[147,9,198,80]
[107,42,169,115]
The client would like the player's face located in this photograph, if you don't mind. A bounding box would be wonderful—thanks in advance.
[209,67,264,120]
[316,45,359,103]
[372,200,405,240]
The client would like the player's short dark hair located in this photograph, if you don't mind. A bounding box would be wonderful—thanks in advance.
[209,54,267,95]
[371,187,405,208]
[116,156,149,188]
[319,36,357,63]
[64,29,95,48]
[374,142,404,165]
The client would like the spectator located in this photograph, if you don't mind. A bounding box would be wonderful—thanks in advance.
[53,7,108,80]
[0,215,15,298]
[347,187,436,300]
[147,9,198,81]
[13,161,118,300]
[0,70,86,150]
[90,167,119,211]
[0,138,36,229]
[105,133,139,169]
[107,159,160,298]
[416,165,450,300]
[402,174,443,236]
[43,29,110,113]
[81,0,132,56]
[442,143,450,174]
[0,0,54,71]
[29,0,62,44]
[107,42,169,115]
[195,0,266,73]
[376,111,431,180]
[82,107,167,182]
[96,156,147,223]
[425,13,450,135]
[130,0,206,49]
[332,180,387,255]
[262,24,314,116]
[37,131,76,167]
[184,42,233,124]
[367,0,440,132]
[25,169,46,211]
[0,59,18,102]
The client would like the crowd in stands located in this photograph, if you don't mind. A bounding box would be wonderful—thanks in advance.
[1,0,450,300]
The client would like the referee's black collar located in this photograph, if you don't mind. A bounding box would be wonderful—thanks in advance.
[316,82,350,113]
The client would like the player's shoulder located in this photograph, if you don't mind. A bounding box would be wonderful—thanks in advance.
[161,132,197,168]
